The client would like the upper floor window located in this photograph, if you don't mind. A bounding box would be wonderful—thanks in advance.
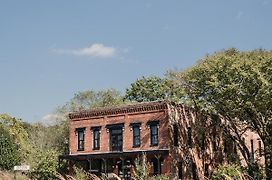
[173,124,179,146]
[148,121,159,146]
[132,125,141,147]
[76,128,85,151]
[251,139,254,160]
[187,127,192,148]
[92,127,101,150]
[106,123,124,152]
[258,139,262,156]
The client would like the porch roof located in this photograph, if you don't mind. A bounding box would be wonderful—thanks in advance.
[59,149,169,160]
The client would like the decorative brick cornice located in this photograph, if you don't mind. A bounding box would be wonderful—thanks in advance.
[69,101,168,120]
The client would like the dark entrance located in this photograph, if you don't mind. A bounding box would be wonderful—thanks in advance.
[117,159,132,180]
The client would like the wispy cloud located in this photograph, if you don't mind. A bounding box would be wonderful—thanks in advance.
[53,43,121,58]
[40,113,65,125]
[162,24,171,31]
[236,11,244,20]
[262,0,269,6]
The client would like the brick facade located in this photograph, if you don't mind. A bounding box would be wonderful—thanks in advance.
[62,101,264,179]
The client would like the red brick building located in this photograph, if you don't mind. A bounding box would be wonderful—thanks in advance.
[61,101,264,179]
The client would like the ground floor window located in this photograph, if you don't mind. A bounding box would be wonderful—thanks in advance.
[151,158,161,175]
[178,161,182,180]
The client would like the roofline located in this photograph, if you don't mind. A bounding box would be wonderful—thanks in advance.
[69,101,171,120]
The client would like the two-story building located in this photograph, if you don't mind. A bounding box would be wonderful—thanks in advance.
[60,101,264,179]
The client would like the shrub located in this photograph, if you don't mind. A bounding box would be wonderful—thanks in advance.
[212,164,247,180]
[29,149,58,180]
[0,125,20,170]
[132,154,169,180]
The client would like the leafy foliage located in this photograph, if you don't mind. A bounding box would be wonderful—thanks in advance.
[211,164,247,180]
[171,48,272,178]
[132,154,150,180]
[0,114,29,162]
[132,154,169,180]
[59,89,125,112]
[125,76,184,103]
[0,125,20,170]
[29,149,58,180]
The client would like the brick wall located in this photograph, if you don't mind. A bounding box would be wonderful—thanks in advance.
[69,109,170,154]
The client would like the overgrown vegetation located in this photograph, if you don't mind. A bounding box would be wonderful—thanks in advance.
[211,164,247,180]
[0,125,21,170]
[132,154,169,180]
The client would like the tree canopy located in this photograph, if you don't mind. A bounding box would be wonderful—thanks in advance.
[59,89,125,113]
[170,48,272,178]
[125,76,184,102]
[0,125,20,170]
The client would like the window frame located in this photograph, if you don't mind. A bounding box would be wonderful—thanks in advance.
[132,125,141,147]
[92,127,101,150]
[173,124,179,146]
[76,128,85,151]
[187,126,192,148]
[106,123,124,152]
[148,121,159,146]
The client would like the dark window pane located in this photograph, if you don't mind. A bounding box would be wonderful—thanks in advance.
[251,139,254,160]
[150,124,158,146]
[93,129,100,150]
[178,161,182,180]
[133,126,141,147]
[173,124,179,146]
[77,130,85,151]
[110,128,123,151]
[187,127,192,148]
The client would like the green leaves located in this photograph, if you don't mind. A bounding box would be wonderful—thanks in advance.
[125,76,184,103]
[0,125,21,170]
[171,48,272,177]
[59,89,125,112]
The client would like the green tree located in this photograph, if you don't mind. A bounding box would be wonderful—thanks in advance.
[54,89,126,154]
[171,48,272,179]
[125,76,183,102]
[0,125,20,170]
[59,89,125,113]
[29,149,58,180]
[0,114,28,163]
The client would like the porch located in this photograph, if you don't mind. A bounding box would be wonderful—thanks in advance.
[59,149,169,179]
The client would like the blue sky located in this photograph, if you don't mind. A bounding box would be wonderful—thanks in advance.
[0,0,271,123]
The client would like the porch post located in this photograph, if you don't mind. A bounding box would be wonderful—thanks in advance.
[102,158,108,177]
[121,157,125,179]
[155,155,161,174]
[88,159,92,172]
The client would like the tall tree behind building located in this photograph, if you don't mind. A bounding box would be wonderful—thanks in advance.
[169,48,272,179]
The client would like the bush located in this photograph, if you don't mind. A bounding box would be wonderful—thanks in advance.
[29,149,58,180]
[212,164,247,180]
[132,154,169,180]
[0,126,20,170]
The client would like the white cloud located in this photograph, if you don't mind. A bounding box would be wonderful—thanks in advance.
[72,43,116,58]
[53,43,119,58]
[41,113,65,125]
